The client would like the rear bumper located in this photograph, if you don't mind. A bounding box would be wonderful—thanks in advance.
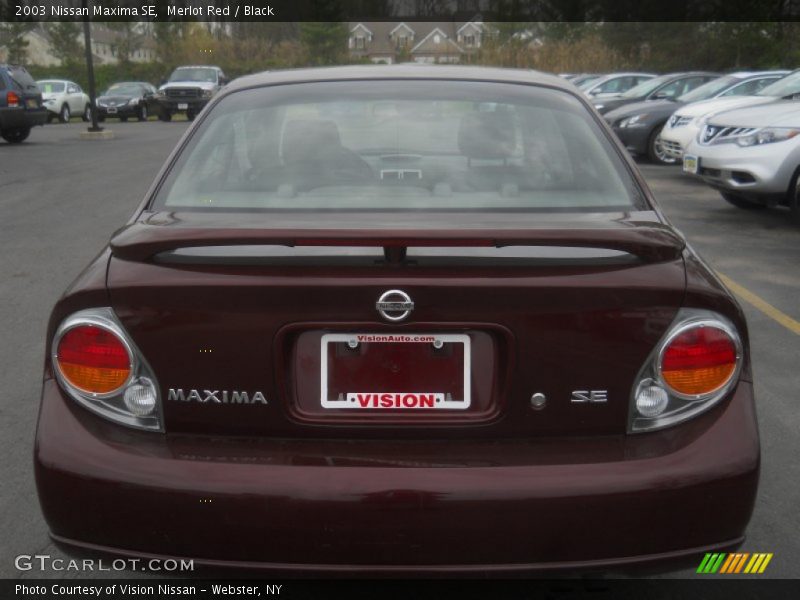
[50,533,744,575]
[35,378,759,573]
[0,106,47,130]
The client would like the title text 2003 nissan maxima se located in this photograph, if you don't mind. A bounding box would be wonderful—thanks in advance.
[35,66,759,575]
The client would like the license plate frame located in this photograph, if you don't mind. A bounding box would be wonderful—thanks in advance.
[107,107,117,114]
[320,333,471,410]
[178,103,189,110]
[683,154,699,174]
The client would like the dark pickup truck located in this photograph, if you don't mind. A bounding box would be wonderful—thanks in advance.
[153,65,227,122]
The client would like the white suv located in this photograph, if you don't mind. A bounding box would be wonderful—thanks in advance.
[37,79,92,123]
[660,70,795,160]
[683,101,800,223]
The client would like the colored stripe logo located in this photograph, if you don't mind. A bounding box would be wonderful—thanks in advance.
[697,553,773,574]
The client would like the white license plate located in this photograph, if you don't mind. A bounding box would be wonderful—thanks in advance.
[320,333,471,410]
[107,108,117,114]
[683,154,699,174]
[25,99,38,109]
[178,103,188,110]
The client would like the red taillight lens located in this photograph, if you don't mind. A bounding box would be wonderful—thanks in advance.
[660,326,738,396]
[7,91,20,107]
[56,325,131,394]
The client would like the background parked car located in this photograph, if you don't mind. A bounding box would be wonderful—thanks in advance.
[660,69,797,161]
[683,100,800,222]
[0,64,47,143]
[604,71,789,165]
[153,65,227,121]
[37,80,91,123]
[579,72,656,98]
[592,71,719,115]
[569,73,602,88]
[96,82,158,122]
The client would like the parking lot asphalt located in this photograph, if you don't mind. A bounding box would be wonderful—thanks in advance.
[1,122,798,580]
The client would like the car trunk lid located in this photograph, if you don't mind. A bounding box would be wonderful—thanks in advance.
[106,210,686,438]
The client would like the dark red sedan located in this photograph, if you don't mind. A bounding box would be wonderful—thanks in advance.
[35,66,759,574]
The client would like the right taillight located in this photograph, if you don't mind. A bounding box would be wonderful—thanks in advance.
[629,310,743,433]
[660,326,738,397]
[52,308,162,432]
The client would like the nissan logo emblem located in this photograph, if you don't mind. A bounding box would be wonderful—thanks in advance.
[376,290,414,322]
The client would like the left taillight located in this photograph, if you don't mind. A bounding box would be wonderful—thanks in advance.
[7,91,20,107]
[56,325,132,393]
[629,309,743,433]
[52,308,162,431]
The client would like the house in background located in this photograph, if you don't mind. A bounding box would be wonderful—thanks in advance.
[0,27,60,66]
[347,20,488,64]
[89,26,157,65]
[0,24,156,67]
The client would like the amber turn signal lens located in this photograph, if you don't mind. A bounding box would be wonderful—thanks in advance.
[661,326,737,396]
[56,325,131,394]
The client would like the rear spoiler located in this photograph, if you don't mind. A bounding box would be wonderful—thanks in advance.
[110,222,686,264]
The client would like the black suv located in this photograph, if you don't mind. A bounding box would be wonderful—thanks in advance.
[0,64,47,143]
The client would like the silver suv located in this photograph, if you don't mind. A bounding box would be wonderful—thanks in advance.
[683,100,800,223]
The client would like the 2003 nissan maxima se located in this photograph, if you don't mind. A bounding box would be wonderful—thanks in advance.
[35,66,759,574]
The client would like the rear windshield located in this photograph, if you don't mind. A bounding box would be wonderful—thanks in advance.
[758,71,800,97]
[7,67,38,92]
[153,80,644,213]
[678,75,738,103]
[576,75,602,89]
[38,81,65,93]
[621,74,672,98]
